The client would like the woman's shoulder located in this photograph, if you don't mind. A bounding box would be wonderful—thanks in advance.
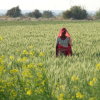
[57,37,60,40]
[67,37,70,41]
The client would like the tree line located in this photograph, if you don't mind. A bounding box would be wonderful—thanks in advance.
[5,6,100,19]
[6,6,54,18]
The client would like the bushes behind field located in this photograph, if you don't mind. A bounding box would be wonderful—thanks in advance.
[6,6,22,17]
[4,6,100,20]
[95,9,100,19]
[63,6,88,20]
[6,6,54,19]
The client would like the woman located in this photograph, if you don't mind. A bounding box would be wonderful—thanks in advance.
[56,28,72,56]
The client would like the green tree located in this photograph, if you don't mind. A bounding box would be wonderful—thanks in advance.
[63,10,72,19]
[6,6,22,17]
[42,11,54,18]
[95,9,100,19]
[63,6,87,19]
[71,6,87,19]
[28,9,42,18]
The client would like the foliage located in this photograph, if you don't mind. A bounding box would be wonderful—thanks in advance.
[63,10,72,19]
[63,6,87,19]
[28,9,42,18]
[0,20,100,100]
[95,9,100,19]
[42,11,54,18]
[6,6,22,17]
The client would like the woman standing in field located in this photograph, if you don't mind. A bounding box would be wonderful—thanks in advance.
[56,28,72,56]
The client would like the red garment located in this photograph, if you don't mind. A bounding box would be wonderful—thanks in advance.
[56,28,72,56]
[57,44,72,56]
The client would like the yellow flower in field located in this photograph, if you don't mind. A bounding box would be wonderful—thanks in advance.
[96,64,100,67]
[0,59,2,63]
[96,64,100,70]
[0,36,3,41]
[88,81,94,86]
[17,57,28,62]
[0,66,4,72]
[28,46,33,49]
[37,72,43,78]
[10,90,17,97]
[9,56,14,60]
[88,78,97,86]
[29,51,34,56]
[37,63,43,67]
[89,97,96,100]
[71,75,79,81]
[22,69,32,78]
[57,93,64,100]
[76,92,84,99]
[59,93,64,98]
[27,63,34,68]
[0,89,4,92]
[92,77,97,82]
[41,80,45,85]
[39,52,45,56]
[26,90,32,95]
[71,96,75,99]
[22,50,28,55]
[10,69,19,73]
[0,57,4,64]
[59,85,65,90]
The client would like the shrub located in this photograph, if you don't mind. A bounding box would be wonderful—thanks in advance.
[42,11,54,18]
[63,6,87,19]
[6,6,22,17]
[28,9,42,18]
[95,9,100,19]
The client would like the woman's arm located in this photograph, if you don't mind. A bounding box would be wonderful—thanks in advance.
[56,38,59,57]
[69,37,72,46]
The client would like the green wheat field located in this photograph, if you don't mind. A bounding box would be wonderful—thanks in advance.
[0,20,100,100]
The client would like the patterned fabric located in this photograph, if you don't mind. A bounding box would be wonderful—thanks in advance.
[56,37,70,47]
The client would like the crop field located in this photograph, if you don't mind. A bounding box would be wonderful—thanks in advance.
[0,20,100,100]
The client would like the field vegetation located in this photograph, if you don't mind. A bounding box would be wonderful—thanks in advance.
[0,20,100,100]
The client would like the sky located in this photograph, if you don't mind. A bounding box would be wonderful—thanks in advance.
[0,0,100,11]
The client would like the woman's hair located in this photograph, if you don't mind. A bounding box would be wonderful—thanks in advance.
[62,28,67,32]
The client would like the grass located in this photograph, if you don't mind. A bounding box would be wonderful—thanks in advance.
[0,20,100,100]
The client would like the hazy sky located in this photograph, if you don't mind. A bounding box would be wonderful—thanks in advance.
[0,0,100,11]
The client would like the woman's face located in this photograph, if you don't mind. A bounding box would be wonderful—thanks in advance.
[62,31,66,36]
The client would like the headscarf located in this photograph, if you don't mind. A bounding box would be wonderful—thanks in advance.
[58,28,70,38]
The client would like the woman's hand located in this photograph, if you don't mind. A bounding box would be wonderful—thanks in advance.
[56,44,58,57]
